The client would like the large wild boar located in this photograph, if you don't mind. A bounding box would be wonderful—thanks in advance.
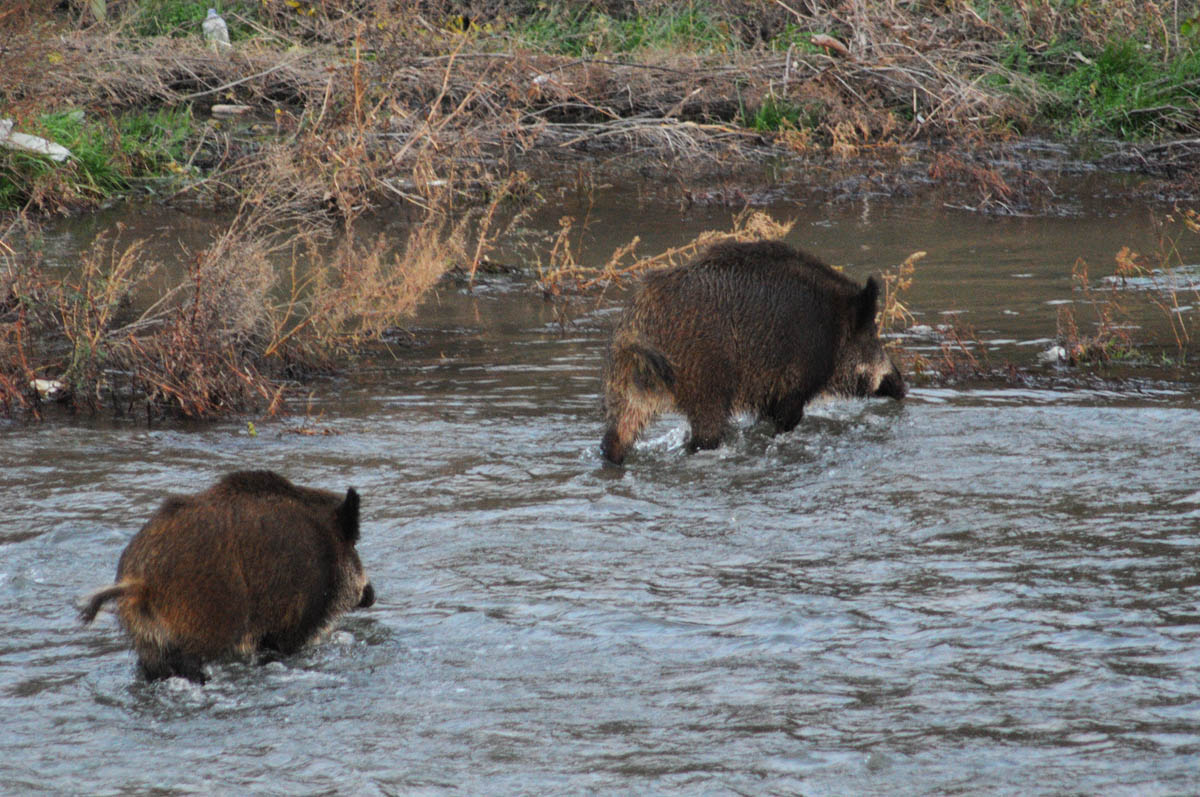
[80,470,375,683]
[601,240,906,464]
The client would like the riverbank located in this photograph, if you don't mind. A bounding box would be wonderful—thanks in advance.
[1,1,1198,419]
[4,1,1199,215]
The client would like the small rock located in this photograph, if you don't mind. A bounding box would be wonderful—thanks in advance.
[0,120,72,163]
[865,751,891,772]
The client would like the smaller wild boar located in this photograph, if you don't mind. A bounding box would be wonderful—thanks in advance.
[80,470,375,683]
[601,240,906,464]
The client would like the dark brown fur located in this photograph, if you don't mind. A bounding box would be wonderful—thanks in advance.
[80,470,375,683]
[601,240,906,464]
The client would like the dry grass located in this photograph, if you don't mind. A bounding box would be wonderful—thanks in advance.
[536,208,795,296]
[0,163,524,419]
[4,1,1192,220]
[1057,208,1200,364]
[0,1,1059,218]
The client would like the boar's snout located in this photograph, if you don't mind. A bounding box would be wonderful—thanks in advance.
[357,582,376,609]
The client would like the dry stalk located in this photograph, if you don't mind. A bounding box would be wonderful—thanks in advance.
[936,314,990,377]
[879,249,924,333]
[537,208,796,295]
[1056,256,1133,364]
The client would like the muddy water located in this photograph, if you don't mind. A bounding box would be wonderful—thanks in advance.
[3,188,1200,794]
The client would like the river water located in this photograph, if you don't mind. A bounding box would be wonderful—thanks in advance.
[2,184,1199,794]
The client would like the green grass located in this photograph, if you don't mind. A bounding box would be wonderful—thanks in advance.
[0,107,197,210]
[511,3,738,56]
[1032,39,1200,139]
[45,111,128,195]
[980,1,1200,141]
[766,24,830,55]
[117,107,196,174]
[130,0,260,40]
[740,94,823,133]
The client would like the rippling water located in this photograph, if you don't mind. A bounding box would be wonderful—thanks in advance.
[3,196,1200,794]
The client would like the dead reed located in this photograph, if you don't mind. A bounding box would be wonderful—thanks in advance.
[0,165,525,419]
[1057,208,1200,364]
[536,208,796,297]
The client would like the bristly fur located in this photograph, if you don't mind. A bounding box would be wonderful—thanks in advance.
[601,240,905,464]
[79,471,374,683]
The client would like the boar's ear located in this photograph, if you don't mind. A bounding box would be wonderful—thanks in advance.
[855,277,881,330]
[336,488,361,543]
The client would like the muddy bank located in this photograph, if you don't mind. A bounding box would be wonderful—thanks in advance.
[3,2,1199,217]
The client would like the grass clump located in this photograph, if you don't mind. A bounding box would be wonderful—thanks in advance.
[1,107,197,212]
[740,94,823,133]
[1035,39,1200,139]
[511,2,739,56]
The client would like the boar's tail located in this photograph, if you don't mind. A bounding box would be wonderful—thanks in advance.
[622,342,675,392]
[79,580,141,625]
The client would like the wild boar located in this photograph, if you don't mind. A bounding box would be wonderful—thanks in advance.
[80,470,375,683]
[601,240,905,464]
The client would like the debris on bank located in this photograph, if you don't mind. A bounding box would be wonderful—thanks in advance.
[0,119,71,163]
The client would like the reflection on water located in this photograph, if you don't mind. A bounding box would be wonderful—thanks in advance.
[2,187,1199,794]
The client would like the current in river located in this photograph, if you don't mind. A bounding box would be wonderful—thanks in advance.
[2,183,1199,795]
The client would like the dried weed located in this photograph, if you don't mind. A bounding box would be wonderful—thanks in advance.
[537,208,795,296]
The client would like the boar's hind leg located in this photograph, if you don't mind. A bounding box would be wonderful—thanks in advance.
[139,643,206,684]
[600,426,630,465]
[601,390,662,465]
[766,391,807,433]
